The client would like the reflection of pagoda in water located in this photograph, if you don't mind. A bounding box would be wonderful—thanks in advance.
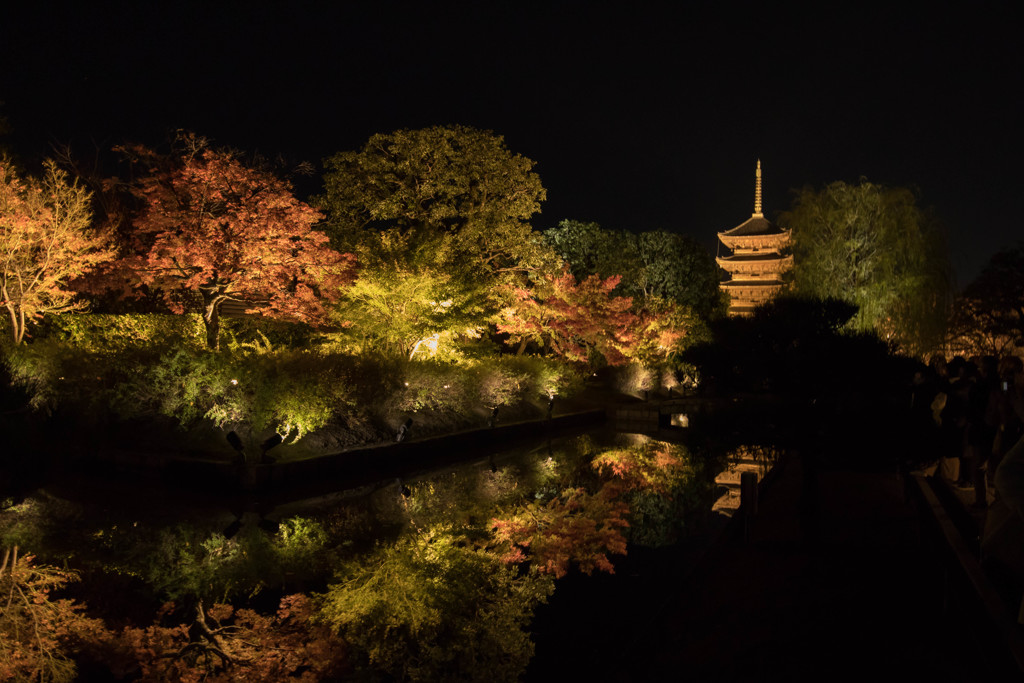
[716,161,792,316]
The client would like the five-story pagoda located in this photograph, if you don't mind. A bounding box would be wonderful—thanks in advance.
[716,161,792,315]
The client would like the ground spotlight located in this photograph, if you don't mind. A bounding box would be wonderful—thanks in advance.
[226,431,245,462]
[222,518,243,539]
[260,433,283,463]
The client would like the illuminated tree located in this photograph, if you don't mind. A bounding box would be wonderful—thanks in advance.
[0,161,114,344]
[320,125,550,276]
[333,231,490,358]
[490,485,630,578]
[496,269,640,366]
[320,526,553,682]
[0,547,107,683]
[113,596,343,683]
[780,180,951,352]
[121,149,354,349]
[544,220,725,319]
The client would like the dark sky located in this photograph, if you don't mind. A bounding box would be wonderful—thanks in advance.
[2,1,1020,287]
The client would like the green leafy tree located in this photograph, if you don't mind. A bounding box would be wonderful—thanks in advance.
[631,231,725,319]
[320,525,554,682]
[542,220,626,283]
[332,230,491,358]
[0,160,114,344]
[320,125,550,276]
[779,181,951,352]
[544,220,724,319]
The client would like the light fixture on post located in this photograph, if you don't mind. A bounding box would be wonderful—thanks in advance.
[260,433,283,464]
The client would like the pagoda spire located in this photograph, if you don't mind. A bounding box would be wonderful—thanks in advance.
[753,159,763,217]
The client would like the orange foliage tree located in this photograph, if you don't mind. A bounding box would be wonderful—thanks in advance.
[115,148,354,349]
[497,269,640,366]
[108,596,344,683]
[0,547,344,682]
[0,547,109,682]
[0,161,114,344]
[490,486,629,578]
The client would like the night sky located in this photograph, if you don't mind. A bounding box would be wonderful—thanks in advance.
[2,2,1020,287]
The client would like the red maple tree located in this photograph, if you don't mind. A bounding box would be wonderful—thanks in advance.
[118,149,354,349]
[106,596,345,682]
[497,269,640,366]
[490,486,629,578]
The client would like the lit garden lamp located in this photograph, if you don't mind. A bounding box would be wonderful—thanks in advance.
[547,393,555,419]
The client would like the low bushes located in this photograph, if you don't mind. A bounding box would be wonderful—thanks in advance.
[2,314,585,455]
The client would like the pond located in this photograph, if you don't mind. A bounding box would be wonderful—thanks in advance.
[1,414,782,681]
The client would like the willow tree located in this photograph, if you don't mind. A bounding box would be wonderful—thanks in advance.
[780,180,951,352]
[0,160,114,344]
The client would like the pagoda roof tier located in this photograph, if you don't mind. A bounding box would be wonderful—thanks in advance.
[717,253,793,273]
[721,279,786,289]
[718,214,786,237]
[719,230,790,251]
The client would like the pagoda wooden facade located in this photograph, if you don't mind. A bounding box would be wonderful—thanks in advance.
[716,161,792,316]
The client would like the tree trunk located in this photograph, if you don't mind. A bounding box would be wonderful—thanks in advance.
[516,338,527,356]
[203,297,221,350]
[5,304,24,345]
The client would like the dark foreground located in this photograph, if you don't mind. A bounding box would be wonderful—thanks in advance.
[527,453,1021,682]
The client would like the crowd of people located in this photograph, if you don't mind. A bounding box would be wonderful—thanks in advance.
[912,353,1024,509]
[912,352,1024,622]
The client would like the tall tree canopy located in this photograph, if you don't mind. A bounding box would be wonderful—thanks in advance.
[118,148,354,349]
[0,160,114,344]
[779,180,950,353]
[543,220,724,320]
[319,125,549,275]
[953,242,1024,353]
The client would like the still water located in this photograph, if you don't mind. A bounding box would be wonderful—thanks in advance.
[2,421,781,680]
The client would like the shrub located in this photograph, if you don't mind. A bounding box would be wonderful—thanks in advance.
[319,525,554,682]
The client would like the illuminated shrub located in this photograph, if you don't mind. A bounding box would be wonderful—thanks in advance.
[140,517,332,603]
[200,349,359,441]
[36,313,206,353]
[611,361,656,397]
[320,525,554,683]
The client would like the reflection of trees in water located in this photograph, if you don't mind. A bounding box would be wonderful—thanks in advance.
[0,431,730,681]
